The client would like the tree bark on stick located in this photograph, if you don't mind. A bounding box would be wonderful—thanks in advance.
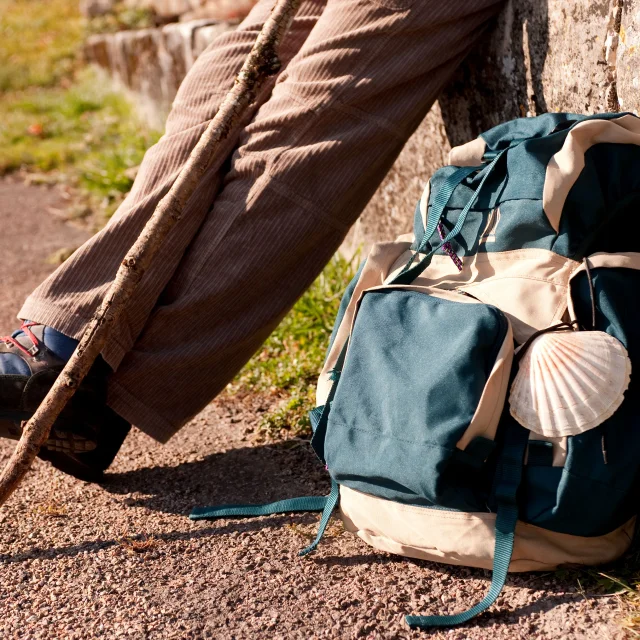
[0,0,302,508]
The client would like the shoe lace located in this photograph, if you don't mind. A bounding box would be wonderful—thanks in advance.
[1,320,42,358]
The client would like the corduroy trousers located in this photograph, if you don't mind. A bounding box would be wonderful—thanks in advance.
[20,0,503,442]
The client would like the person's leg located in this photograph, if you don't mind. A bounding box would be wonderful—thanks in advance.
[1,0,323,477]
[17,0,324,368]
[105,0,505,442]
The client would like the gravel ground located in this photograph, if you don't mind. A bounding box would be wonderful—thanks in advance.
[0,179,632,639]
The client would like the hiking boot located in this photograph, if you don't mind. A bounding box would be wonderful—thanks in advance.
[0,322,130,482]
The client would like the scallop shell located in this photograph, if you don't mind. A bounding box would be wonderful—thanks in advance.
[509,330,631,438]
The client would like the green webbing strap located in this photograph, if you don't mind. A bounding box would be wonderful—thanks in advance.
[299,478,340,557]
[415,165,479,255]
[189,480,340,557]
[189,478,340,556]
[406,421,529,629]
[190,495,328,520]
[527,440,554,467]
[191,337,346,557]
[400,166,478,279]
[393,150,506,286]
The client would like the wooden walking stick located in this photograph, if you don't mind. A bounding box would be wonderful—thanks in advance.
[0,0,302,507]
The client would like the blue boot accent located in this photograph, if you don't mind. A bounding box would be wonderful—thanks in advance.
[0,322,78,374]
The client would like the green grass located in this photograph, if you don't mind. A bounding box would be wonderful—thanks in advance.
[0,0,84,92]
[87,5,156,34]
[0,0,161,222]
[229,253,359,441]
[553,552,640,634]
[0,67,161,219]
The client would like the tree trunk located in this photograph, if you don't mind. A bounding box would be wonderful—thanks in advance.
[0,0,302,507]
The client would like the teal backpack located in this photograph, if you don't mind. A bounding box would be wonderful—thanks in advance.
[192,112,640,629]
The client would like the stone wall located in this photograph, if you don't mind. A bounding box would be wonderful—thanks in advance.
[346,0,635,253]
[120,0,256,21]
[85,20,234,127]
[84,0,639,253]
[81,0,257,21]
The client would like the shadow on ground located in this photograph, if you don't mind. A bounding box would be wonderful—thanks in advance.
[103,439,328,515]
[2,432,634,630]
[0,515,313,565]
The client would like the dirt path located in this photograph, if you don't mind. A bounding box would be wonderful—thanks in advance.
[0,178,91,330]
[0,178,630,639]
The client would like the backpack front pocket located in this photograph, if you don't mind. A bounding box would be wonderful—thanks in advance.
[323,287,513,512]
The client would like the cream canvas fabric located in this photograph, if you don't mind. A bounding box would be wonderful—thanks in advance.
[340,486,635,572]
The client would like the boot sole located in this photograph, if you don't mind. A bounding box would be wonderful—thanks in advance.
[0,411,98,452]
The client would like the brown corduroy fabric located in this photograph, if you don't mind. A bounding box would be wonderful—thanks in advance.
[20,0,504,442]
